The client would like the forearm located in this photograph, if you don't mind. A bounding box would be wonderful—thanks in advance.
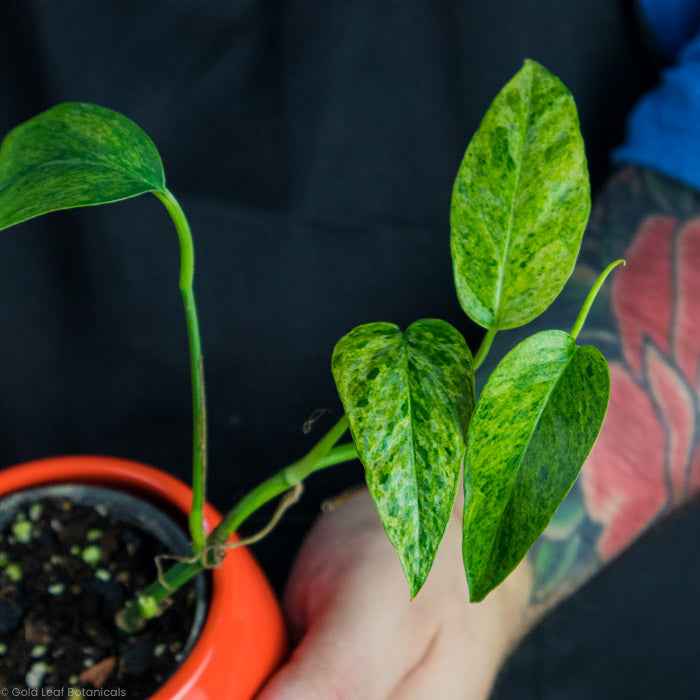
[501,165,700,629]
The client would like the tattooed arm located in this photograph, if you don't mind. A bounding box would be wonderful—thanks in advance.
[525,165,700,617]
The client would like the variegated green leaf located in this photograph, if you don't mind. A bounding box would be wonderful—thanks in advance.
[451,59,590,330]
[0,103,165,231]
[463,330,609,601]
[332,319,474,596]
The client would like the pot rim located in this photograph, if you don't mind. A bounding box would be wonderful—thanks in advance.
[0,482,209,666]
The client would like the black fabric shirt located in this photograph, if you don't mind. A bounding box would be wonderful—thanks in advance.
[1,2,697,697]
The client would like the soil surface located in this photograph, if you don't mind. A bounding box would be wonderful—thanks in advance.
[0,497,199,697]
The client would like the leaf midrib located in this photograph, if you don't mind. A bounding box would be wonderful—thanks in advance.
[477,341,577,589]
[491,70,536,329]
[400,334,422,567]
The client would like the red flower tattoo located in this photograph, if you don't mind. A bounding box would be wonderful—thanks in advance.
[582,215,700,560]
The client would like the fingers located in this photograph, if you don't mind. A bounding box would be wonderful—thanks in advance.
[258,550,439,699]
[387,613,502,700]
[257,487,532,700]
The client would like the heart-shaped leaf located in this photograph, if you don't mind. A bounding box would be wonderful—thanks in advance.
[0,102,165,231]
[332,319,474,596]
[451,60,590,330]
[463,329,609,601]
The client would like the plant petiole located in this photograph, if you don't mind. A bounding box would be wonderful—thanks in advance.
[152,188,207,554]
[473,326,497,371]
[116,417,358,632]
[315,442,359,469]
[570,259,625,340]
[210,416,352,545]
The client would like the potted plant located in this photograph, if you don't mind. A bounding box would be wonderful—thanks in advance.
[0,458,288,698]
[0,60,621,697]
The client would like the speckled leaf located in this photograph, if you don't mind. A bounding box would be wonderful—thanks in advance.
[0,103,165,231]
[332,319,474,596]
[463,330,609,601]
[451,60,590,330]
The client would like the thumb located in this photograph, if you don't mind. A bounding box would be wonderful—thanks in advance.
[256,573,435,700]
[256,625,368,700]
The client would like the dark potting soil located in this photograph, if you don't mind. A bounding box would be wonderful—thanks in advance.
[0,497,199,697]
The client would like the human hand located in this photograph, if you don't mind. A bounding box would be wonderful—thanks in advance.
[258,488,531,700]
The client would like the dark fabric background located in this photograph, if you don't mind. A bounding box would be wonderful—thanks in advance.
[1,2,697,697]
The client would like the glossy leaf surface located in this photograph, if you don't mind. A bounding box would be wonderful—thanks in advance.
[0,103,164,231]
[332,319,474,596]
[463,330,609,601]
[451,60,590,330]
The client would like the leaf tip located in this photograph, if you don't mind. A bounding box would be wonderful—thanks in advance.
[465,571,493,603]
[521,57,542,71]
[519,57,554,81]
[406,569,426,601]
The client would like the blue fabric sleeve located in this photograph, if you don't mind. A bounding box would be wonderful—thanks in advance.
[612,27,700,191]
[636,0,700,60]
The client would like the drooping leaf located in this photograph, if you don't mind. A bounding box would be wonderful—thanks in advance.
[463,330,609,601]
[451,60,590,330]
[332,319,474,596]
[0,103,165,231]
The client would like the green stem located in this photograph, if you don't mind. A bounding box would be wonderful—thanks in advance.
[570,259,626,340]
[316,442,358,469]
[473,326,497,371]
[152,189,207,553]
[118,419,356,631]
[209,416,351,545]
[118,560,205,631]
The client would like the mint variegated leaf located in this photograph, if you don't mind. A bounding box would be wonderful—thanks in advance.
[332,319,474,596]
[463,329,609,601]
[451,60,590,331]
[0,103,165,231]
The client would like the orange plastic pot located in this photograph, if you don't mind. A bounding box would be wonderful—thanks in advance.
[0,455,288,699]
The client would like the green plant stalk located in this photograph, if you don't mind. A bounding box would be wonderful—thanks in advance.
[152,189,207,554]
[117,420,357,631]
[570,259,625,340]
[172,440,357,586]
[475,259,625,370]
[473,326,497,371]
[209,416,351,546]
